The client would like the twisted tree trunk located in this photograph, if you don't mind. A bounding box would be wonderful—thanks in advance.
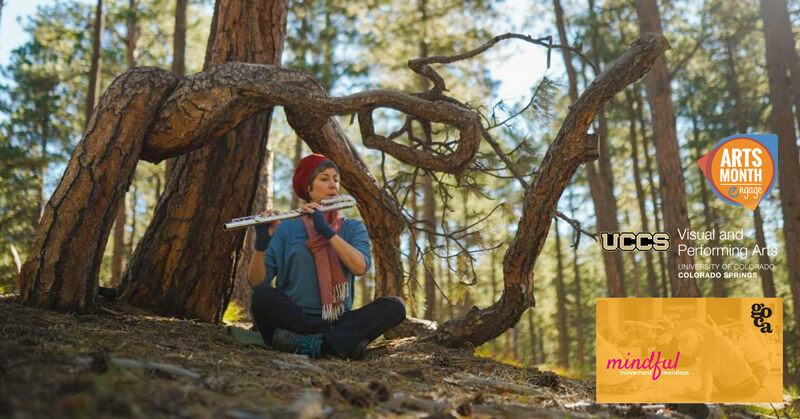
[19,69,178,311]
[18,24,664,356]
[434,34,668,347]
[117,0,288,322]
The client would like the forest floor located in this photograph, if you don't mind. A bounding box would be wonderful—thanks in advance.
[0,295,797,418]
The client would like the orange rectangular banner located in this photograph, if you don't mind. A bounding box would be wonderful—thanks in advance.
[596,298,782,403]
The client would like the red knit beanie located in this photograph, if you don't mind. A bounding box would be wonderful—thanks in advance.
[292,154,334,201]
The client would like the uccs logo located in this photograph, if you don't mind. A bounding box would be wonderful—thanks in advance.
[600,232,670,252]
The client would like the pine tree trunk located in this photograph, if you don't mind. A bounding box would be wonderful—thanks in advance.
[118,0,288,322]
[584,136,627,297]
[724,32,778,300]
[85,0,104,126]
[291,137,302,209]
[553,221,569,368]
[527,309,536,364]
[166,0,188,178]
[408,182,419,317]
[555,0,626,296]
[589,2,627,298]
[230,149,274,320]
[418,0,437,321]
[445,243,452,320]
[537,324,546,364]
[625,89,659,297]
[761,0,800,356]
[111,201,125,287]
[691,112,725,296]
[754,208,776,297]
[112,2,138,288]
[423,172,436,320]
[624,211,642,297]
[19,69,179,311]
[635,0,698,297]
[433,33,667,348]
[570,194,585,368]
[172,0,187,77]
[360,270,371,306]
[129,181,137,258]
[767,0,800,131]
[635,84,668,297]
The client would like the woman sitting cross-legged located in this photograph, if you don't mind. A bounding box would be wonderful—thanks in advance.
[247,153,406,360]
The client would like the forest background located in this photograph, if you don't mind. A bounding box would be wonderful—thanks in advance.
[1,0,799,388]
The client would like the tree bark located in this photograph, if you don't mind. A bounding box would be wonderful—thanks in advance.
[572,219,585,367]
[112,0,139,288]
[408,182,419,317]
[434,34,668,347]
[691,111,725,297]
[754,208,776,297]
[761,0,800,346]
[423,171,437,320]
[589,1,627,298]
[112,202,125,287]
[635,0,698,297]
[172,0,187,77]
[625,89,658,297]
[19,68,178,311]
[635,83,668,297]
[526,309,536,364]
[129,181,137,258]
[230,149,274,320]
[291,137,302,209]
[555,0,626,297]
[85,0,104,127]
[723,34,777,299]
[166,0,188,179]
[553,221,569,368]
[118,0,288,322]
[624,210,642,296]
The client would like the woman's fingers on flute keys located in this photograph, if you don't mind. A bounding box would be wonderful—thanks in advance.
[297,202,321,214]
[258,209,281,217]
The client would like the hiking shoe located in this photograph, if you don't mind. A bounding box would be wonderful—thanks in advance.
[271,329,324,359]
[344,339,368,361]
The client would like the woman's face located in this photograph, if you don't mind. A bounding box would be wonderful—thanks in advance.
[308,167,340,204]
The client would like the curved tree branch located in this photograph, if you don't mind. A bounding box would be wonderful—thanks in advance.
[140,64,481,175]
[434,33,670,348]
[408,32,598,94]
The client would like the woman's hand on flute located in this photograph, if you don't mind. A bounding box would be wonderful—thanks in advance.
[254,209,281,251]
[297,202,322,214]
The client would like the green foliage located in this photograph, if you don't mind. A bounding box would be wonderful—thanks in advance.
[223,300,248,323]
[0,0,212,289]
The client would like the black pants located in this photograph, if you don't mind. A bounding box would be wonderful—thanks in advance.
[250,285,406,356]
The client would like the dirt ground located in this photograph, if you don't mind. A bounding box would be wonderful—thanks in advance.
[0,295,797,418]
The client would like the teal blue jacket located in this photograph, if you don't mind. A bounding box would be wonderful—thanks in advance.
[254,217,371,317]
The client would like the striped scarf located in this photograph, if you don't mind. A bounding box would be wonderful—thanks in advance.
[300,211,348,321]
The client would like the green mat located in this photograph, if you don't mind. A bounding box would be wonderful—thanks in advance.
[227,326,268,348]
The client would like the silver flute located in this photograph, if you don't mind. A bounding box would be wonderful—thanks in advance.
[223,195,356,231]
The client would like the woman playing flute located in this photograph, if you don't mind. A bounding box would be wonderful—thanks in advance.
[247,154,406,360]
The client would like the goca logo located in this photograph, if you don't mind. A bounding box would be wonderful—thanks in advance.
[696,134,778,210]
